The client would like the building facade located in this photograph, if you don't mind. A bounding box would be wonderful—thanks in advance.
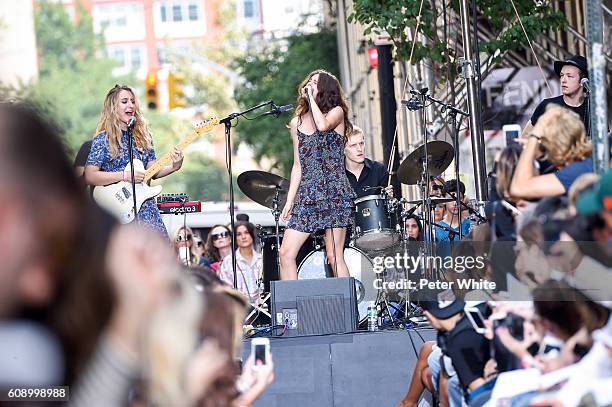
[53,0,225,78]
[0,1,38,87]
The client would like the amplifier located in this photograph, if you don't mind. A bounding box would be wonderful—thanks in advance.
[271,277,357,337]
[157,200,202,214]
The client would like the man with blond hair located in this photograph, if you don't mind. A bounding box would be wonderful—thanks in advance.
[344,125,394,198]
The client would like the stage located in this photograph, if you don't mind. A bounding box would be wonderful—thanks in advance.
[243,328,437,407]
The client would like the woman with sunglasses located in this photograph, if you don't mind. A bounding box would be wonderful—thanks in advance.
[172,226,200,266]
[84,85,184,238]
[219,221,262,304]
[279,70,355,280]
[203,225,233,271]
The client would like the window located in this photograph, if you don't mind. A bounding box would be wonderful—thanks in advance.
[158,1,202,23]
[110,47,126,67]
[157,46,167,65]
[94,3,143,33]
[172,4,182,21]
[131,47,142,69]
[244,0,254,18]
[160,4,168,22]
[188,3,199,21]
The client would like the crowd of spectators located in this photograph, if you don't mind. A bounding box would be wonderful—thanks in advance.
[0,101,272,406]
[397,106,611,407]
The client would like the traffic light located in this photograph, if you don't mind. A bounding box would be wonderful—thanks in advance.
[168,71,187,109]
[145,70,159,110]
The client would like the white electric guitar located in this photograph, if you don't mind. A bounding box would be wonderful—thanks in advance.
[93,117,219,223]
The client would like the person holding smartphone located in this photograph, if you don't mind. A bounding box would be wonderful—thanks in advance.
[421,289,491,406]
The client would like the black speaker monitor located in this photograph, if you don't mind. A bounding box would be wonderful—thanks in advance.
[271,277,358,337]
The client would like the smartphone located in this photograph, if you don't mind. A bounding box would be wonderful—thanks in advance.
[251,337,270,367]
[503,124,521,146]
[178,246,190,265]
[465,306,486,334]
[500,200,522,216]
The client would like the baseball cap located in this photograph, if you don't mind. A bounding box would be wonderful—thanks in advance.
[576,170,612,215]
[419,288,465,319]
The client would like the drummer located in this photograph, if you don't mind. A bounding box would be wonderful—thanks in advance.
[344,126,394,198]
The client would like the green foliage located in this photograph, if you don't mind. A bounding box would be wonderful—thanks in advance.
[4,0,135,154]
[232,28,340,176]
[157,152,243,201]
[34,0,104,76]
[349,0,567,73]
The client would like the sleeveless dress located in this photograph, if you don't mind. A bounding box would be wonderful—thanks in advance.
[287,128,356,233]
[86,131,169,239]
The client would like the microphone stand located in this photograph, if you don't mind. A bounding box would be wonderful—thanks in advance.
[127,121,138,223]
[220,100,274,290]
[420,92,471,237]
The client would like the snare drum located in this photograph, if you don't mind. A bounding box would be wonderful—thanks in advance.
[353,194,400,251]
[297,247,375,322]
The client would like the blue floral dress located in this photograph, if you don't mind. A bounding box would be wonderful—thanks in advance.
[287,129,356,233]
[86,131,168,239]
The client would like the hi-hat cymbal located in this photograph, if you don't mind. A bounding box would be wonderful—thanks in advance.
[398,141,454,185]
[237,170,289,209]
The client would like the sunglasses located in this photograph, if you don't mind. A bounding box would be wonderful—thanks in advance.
[196,241,203,248]
[176,234,192,242]
[212,231,231,241]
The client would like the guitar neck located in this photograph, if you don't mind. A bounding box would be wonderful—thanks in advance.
[143,118,219,182]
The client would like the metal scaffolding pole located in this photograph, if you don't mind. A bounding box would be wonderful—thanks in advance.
[586,0,610,174]
[458,0,488,207]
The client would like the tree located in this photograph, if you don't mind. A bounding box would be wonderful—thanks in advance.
[34,0,103,76]
[232,28,339,176]
[14,0,136,153]
[349,0,567,75]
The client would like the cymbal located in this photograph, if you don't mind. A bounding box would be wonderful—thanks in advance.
[397,141,454,185]
[237,170,289,209]
[403,197,455,205]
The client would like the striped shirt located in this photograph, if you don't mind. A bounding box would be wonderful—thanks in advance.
[219,249,262,303]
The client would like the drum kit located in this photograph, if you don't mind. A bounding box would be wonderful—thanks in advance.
[237,140,466,326]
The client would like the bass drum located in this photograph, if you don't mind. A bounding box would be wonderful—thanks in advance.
[297,247,375,322]
[260,231,320,293]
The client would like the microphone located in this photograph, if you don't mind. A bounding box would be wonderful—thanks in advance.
[409,87,429,96]
[127,116,136,129]
[580,78,591,94]
[402,205,419,218]
[262,104,294,118]
[401,97,423,111]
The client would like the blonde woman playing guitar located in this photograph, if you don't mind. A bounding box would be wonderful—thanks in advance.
[85,85,185,238]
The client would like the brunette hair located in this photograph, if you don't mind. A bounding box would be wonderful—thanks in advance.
[204,224,232,263]
[295,69,353,144]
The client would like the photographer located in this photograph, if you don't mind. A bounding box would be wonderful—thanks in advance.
[421,290,491,407]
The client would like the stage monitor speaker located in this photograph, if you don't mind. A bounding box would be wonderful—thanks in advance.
[271,277,357,337]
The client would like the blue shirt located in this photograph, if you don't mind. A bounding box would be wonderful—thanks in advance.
[435,218,472,242]
[86,131,168,239]
[554,156,593,193]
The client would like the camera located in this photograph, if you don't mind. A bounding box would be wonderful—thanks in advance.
[493,313,524,341]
